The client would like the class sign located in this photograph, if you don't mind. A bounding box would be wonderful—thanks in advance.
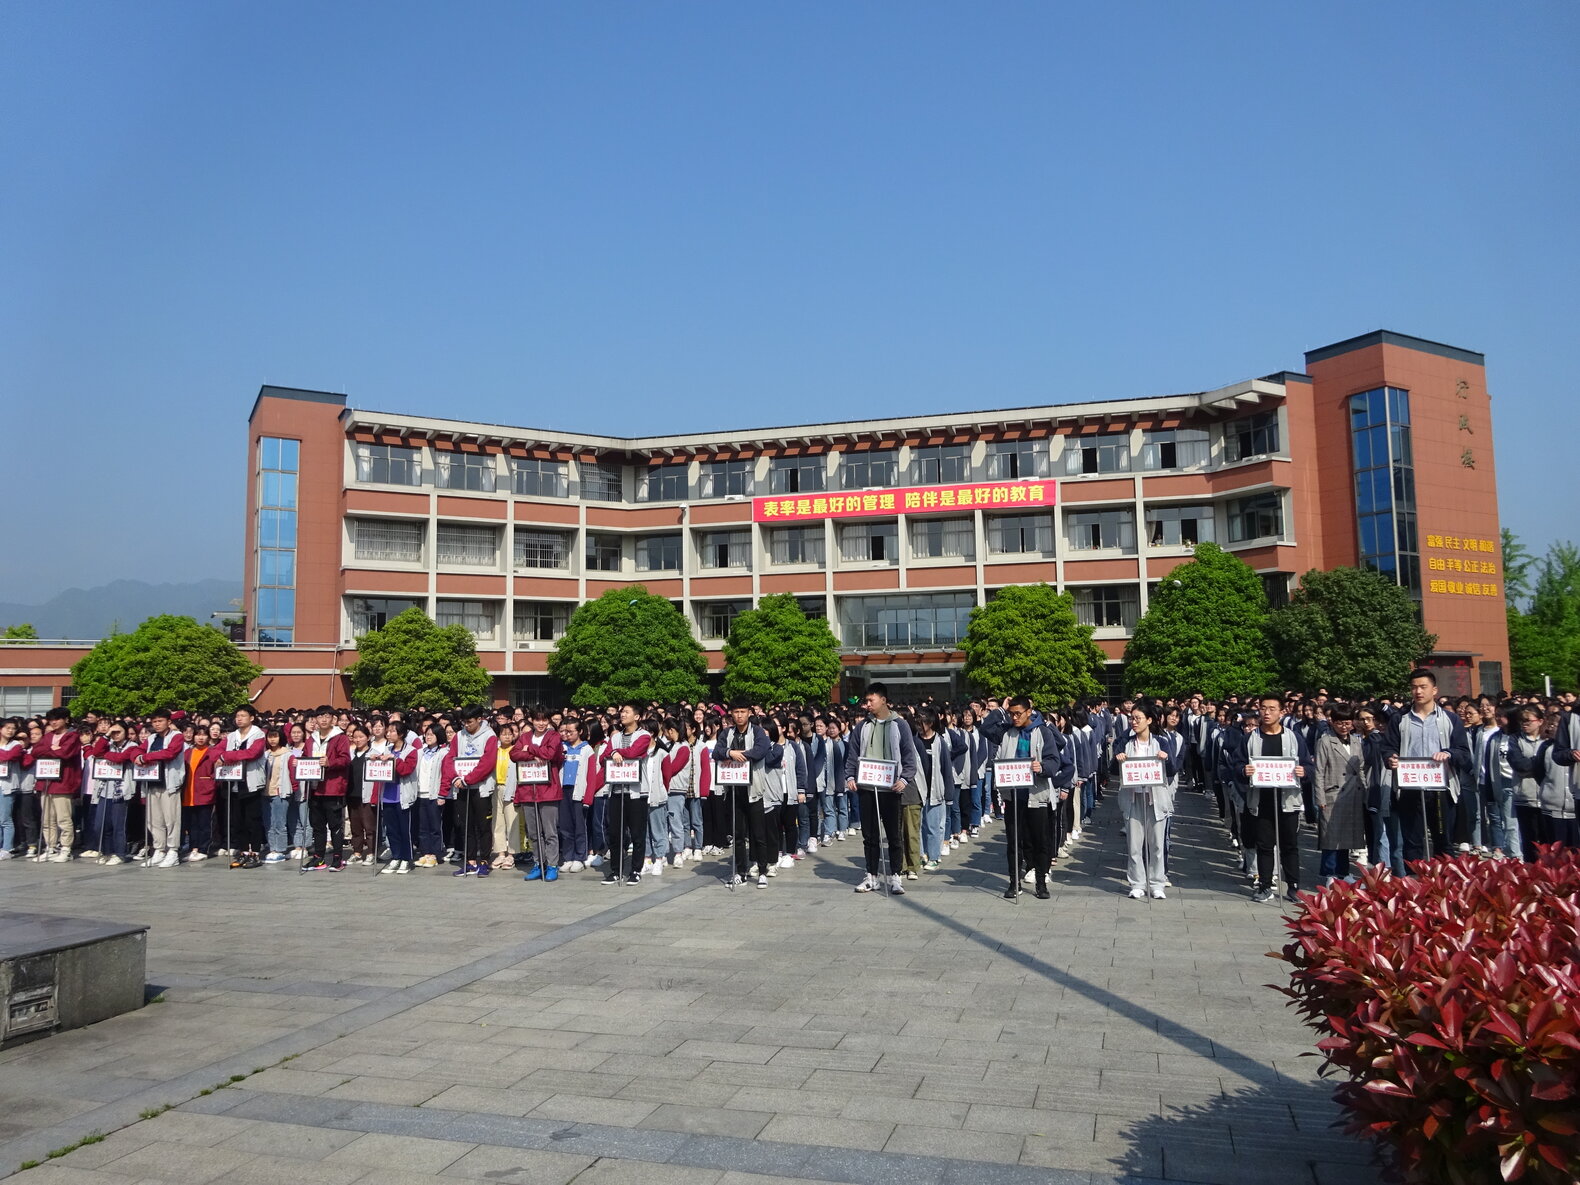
[753,479,1056,524]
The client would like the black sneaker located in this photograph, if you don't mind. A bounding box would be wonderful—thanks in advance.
[1252,887,1276,904]
[303,856,325,871]
[1034,884,1051,900]
[601,874,617,885]
[1002,886,1019,900]
[1284,886,1301,903]
[626,874,640,885]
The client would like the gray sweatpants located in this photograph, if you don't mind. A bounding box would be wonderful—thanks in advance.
[521,801,559,867]
[147,791,181,852]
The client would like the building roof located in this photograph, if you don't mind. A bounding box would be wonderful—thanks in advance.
[1305,330,1484,367]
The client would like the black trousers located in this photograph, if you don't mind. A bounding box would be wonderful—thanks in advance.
[1253,790,1301,891]
[728,787,769,876]
[308,796,345,859]
[235,792,265,853]
[461,791,493,862]
[605,794,647,879]
[856,788,903,877]
[1394,788,1456,862]
[1002,789,1052,880]
[705,792,731,849]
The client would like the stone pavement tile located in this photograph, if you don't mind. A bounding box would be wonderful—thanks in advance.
[528,1092,658,1127]
[805,1013,905,1036]
[1314,1158,1384,1184]
[319,1052,441,1079]
[697,1061,813,1091]
[0,1167,141,1185]
[914,1077,1037,1109]
[615,1077,742,1109]
[218,1119,363,1159]
[672,1040,778,1065]
[212,1151,369,1185]
[323,1076,447,1106]
[968,1103,1097,1139]
[591,1052,711,1082]
[799,1144,945,1185]
[422,1084,555,1117]
[513,1068,635,1098]
[637,1102,774,1140]
[242,1067,349,1096]
[565,1161,723,1185]
[739,1026,844,1050]
[93,1139,253,1184]
[759,1113,894,1152]
[840,1094,968,1129]
[724,1085,848,1118]
[40,1128,158,1171]
[802,1068,922,1098]
[884,1122,1025,1165]
[439,1144,596,1185]
[1100,1068,1223,1097]
[765,1047,881,1073]
[1022,1131,1156,1177]
[133,1111,256,1147]
[325,1131,477,1174]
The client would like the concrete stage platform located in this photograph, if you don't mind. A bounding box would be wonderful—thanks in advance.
[0,912,147,1047]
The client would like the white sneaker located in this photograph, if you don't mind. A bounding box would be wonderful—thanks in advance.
[672,854,684,868]
[159,850,179,868]
[1129,887,1145,899]
[778,854,795,869]
[889,874,906,895]
[854,873,878,893]
[187,851,208,862]
[51,850,71,863]
[379,861,397,875]
[1152,889,1167,900]
[1023,869,1036,883]
[766,863,778,876]
[757,874,768,888]
[104,855,124,866]
[217,848,231,857]
[807,837,818,853]
[570,860,585,872]
[649,861,662,876]
[81,849,100,859]
[588,854,603,868]
[394,861,411,874]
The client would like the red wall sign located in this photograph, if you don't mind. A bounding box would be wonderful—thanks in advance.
[753,479,1057,523]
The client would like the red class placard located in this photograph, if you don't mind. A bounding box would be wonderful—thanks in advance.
[753,479,1056,524]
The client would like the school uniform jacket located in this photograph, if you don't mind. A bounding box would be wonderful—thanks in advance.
[509,729,566,804]
[295,729,352,798]
[441,726,499,799]
[217,726,268,793]
[27,728,82,796]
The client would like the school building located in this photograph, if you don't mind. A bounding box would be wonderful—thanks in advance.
[0,330,1511,711]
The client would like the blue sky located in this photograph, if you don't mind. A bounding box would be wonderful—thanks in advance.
[2,1,1574,604]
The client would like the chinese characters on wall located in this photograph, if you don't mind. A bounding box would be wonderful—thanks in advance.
[1424,534,1499,598]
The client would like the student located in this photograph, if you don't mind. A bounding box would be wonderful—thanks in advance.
[379,721,419,874]
[1506,706,1575,857]
[1314,705,1367,886]
[1242,693,1315,903]
[262,726,293,863]
[490,722,521,870]
[1358,705,1402,875]
[659,718,693,868]
[412,722,449,867]
[298,704,351,871]
[88,719,140,864]
[843,683,919,896]
[135,708,186,868]
[807,714,844,847]
[182,726,218,862]
[556,717,592,872]
[601,703,654,885]
[27,706,82,862]
[217,706,268,869]
[583,719,611,870]
[0,717,26,857]
[346,723,378,865]
[1384,669,1474,862]
[1113,702,1176,901]
[443,705,499,877]
[512,706,565,880]
[915,708,966,872]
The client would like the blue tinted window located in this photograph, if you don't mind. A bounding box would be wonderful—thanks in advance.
[280,439,300,472]
[1358,516,1377,558]
[260,438,279,471]
[258,549,295,587]
[261,472,298,510]
[1388,388,1410,426]
[1353,431,1371,470]
[1369,469,1392,511]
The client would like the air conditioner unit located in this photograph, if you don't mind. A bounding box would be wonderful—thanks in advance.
[725,495,745,502]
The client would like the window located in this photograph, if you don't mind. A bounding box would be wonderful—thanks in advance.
[796,596,827,619]
[1145,504,1215,547]
[910,517,975,560]
[636,463,688,502]
[913,445,970,485]
[585,533,622,572]
[435,523,499,566]
[840,449,898,490]
[1139,428,1210,471]
[636,533,683,572]
[984,441,1047,481]
[1065,509,1136,552]
[1225,411,1280,462]
[0,687,54,715]
[1262,573,1291,610]
[1350,387,1419,592]
[839,592,974,648]
[579,462,623,502]
[699,460,752,499]
[769,455,826,495]
[513,601,570,642]
[1072,586,1140,630]
[256,436,299,645]
[349,596,424,636]
[1226,492,1284,543]
[354,443,421,486]
[770,525,825,566]
[353,519,423,563]
[510,458,569,498]
[986,514,1054,555]
[698,600,749,640]
[513,529,570,570]
[1064,434,1131,476]
[839,521,898,563]
[437,599,498,642]
[699,530,752,570]
[434,451,497,492]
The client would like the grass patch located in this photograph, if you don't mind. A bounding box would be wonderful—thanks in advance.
[18,1160,38,1171]
[147,993,166,1004]
[31,1131,107,1164]
[138,1104,171,1120]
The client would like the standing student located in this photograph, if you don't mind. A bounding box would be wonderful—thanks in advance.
[659,718,693,868]
[1384,669,1474,862]
[1113,702,1176,900]
[915,709,966,872]
[600,702,654,885]
[89,719,140,863]
[807,715,841,847]
[490,722,521,870]
[182,727,218,861]
[218,706,268,868]
[583,720,611,869]
[135,708,186,867]
[379,723,419,874]
[512,706,565,880]
[1358,705,1402,875]
[262,727,293,862]
[556,718,591,872]
[999,697,1072,900]
[298,705,351,871]
[713,701,771,886]
[843,683,918,895]
[346,724,378,865]
[0,717,27,857]
[412,722,449,867]
[1314,705,1368,886]
[1242,693,1314,903]
[28,706,82,861]
[443,706,499,877]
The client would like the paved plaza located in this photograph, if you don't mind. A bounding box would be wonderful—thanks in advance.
[0,788,1380,1185]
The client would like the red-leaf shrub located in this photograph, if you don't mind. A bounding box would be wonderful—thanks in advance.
[1274,846,1580,1184]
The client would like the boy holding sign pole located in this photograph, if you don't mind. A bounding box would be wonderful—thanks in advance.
[842,683,918,896]
[135,708,186,868]
[712,700,770,888]
[444,706,499,877]
[1384,669,1473,863]
[218,706,267,869]
[512,706,565,881]
[28,707,81,862]
[601,703,654,886]
[997,697,1072,901]
[1242,694,1314,903]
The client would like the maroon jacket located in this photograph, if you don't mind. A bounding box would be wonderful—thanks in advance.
[294,730,351,798]
[187,746,219,807]
[27,728,82,796]
[509,729,565,804]
[440,728,498,800]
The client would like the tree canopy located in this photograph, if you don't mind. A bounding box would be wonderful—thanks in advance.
[1124,543,1276,699]
[2,623,38,642]
[1266,566,1436,698]
[722,594,841,705]
[960,583,1105,707]
[549,585,709,707]
[69,615,263,715]
[1507,537,1580,692]
[344,607,492,710]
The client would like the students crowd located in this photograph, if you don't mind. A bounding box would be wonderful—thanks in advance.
[0,674,1574,905]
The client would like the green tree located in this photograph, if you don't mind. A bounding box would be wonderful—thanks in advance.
[1501,527,1536,609]
[549,585,708,707]
[722,594,842,705]
[1508,541,1580,692]
[2,623,39,643]
[1266,566,1437,698]
[345,607,492,709]
[1125,542,1276,699]
[960,583,1105,707]
[69,615,263,715]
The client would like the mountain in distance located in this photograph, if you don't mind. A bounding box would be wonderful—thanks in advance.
[0,579,244,641]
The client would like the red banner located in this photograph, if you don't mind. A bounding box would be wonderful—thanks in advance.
[753,479,1056,523]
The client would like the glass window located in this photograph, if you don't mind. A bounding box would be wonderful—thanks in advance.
[257,508,297,550]
[1262,574,1291,610]
[1224,412,1280,462]
[435,523,499,566]
[910,517,975,560]
[580,462,624,502]
[840,449,898,490]
[1349,387,1418,591]
[839,521,899,563]
[510,458,570,498]
[1065,508,1136,552]
[984,441,1047,481]
[1063,433,1131,476]
[838,592,975,648]
[349,596,424,635]
[436,599,498,641]
[513,601,570,642]
[769,456,826,495]
[698,600,749,640]
[585,533,622,572]
[636,463,688,502]
[986,514,1054,555]
[1072,585,1139,629]
[699,530,752,570]
[260,471,298,510]
[354,443,422,486]
[913,445,970,485]
[255,588,296,630]
[353,518,424,563]
[1226,492,1284,543]
[699,460,752,499]
[770,525,825,566]
[1145,504,1215,547]
[0,687,56,715]
[1138,428,1210,471]
[257,549,296,587]
[513,529,570,569]
[636,533,683,572]
[796,596,827,619]
[434,451,497,492]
